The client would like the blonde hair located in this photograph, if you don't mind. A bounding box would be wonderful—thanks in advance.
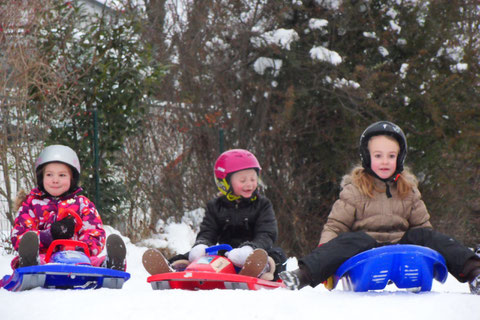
[350,166,417,199]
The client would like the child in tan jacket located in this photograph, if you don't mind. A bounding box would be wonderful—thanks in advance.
[280,121,480,294]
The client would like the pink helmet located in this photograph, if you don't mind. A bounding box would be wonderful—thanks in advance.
[214,149,261,199]
[214,149,261,179]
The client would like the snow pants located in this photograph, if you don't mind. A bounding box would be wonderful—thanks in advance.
[299,228,477,287]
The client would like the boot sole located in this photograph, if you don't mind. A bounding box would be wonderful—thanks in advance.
[18,231,39,267]
[142,249,172,275]
[239,248,268,278]
[106,234,126,270]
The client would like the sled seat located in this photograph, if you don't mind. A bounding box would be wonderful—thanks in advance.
[334,244,448,292]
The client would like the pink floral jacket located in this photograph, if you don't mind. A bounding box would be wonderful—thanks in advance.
[11,188,106,256]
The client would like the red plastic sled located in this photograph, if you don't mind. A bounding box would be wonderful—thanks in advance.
[147,245,285,290]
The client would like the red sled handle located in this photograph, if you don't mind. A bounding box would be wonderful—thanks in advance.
[45,240,90,263]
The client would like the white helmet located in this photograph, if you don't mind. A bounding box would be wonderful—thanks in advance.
[35,145,81,192]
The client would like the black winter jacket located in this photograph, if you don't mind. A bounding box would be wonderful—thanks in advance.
[193,195,278,250]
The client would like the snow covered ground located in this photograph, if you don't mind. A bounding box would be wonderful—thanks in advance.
[0,227,479,320]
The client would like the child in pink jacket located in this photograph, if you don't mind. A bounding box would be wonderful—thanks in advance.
[11,145,126,270]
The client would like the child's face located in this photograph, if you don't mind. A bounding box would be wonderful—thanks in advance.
[43,162,72,196]
[368,135,399,180]
[230,169,258,198]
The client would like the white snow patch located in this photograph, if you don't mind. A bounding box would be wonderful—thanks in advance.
[363,32,378,40]
[252,28,299,50]
[309,18,328,30]
[389,20,401,33]
[253,57,283,76]
[315,0,342,10]
[310,46,342,65]
[334,78,360,89]
[378,46,389,57]
[399,63,409,79]
[437,45,464,62]
[451,63,468,73]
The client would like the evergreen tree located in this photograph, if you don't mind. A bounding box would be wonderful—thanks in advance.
[27,1,164,223]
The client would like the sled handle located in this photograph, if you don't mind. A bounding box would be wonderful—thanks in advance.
[45,240,90,263]
[206,244,232,255]
[57,208,83,233]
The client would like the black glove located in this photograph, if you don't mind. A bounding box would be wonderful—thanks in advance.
[51,216,76,240]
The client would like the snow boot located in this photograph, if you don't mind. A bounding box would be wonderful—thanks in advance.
[279,267,311,290]
[239,248,268,278]
[18,231,39,268]
[469,272,480,295]
[105,234,126,271]
[463,257,480,294]
[142,248,173,275]
[259,256,276,281]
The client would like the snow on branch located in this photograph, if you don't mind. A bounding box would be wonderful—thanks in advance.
[251,28,299,50]
[309,46,342,65]
[253,57,283,76]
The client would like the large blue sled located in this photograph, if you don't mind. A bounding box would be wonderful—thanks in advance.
[1,240,130,291]
[332,245,448,292]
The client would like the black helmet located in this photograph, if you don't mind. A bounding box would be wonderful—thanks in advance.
[359,121,407,175]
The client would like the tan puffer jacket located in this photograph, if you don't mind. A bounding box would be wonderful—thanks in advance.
[319,170,432,244]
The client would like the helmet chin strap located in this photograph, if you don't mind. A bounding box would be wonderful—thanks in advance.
[365,168,402,198]
[226,191,241,201]
[217,177,259,202]
[217,178,239,200]
[226,189,258,202]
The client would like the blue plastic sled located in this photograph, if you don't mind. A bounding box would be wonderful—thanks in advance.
[1,240,130,291]
[333,245,448,292]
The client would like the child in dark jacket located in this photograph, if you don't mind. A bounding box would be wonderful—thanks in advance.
[143,149,286,280]
[11,145,126,271]
[279,121,480,294]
